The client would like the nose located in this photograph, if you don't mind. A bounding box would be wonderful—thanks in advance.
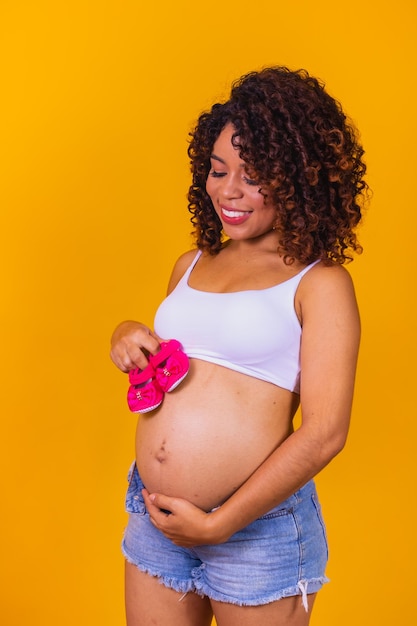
[221,173,244,199]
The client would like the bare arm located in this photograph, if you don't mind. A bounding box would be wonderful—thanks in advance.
[209,264,360,535]
[145,264,361,545]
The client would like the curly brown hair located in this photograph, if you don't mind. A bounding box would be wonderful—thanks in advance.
[187,66,367,264]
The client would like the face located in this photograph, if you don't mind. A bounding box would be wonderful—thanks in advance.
[206,123,278,242]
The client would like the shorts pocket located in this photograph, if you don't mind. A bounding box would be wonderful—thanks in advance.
[259,504,293,520]
[311,493,329,559]
[258,491,298,520]
[125,461,146,515]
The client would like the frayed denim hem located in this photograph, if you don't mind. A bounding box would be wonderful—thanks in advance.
[122,542,206,599]
[195,575,329,611]
[123,536,328,612]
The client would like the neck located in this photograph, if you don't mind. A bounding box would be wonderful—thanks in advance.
[224,230,282,256]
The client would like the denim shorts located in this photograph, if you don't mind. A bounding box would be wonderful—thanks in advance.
[122,463,329,608]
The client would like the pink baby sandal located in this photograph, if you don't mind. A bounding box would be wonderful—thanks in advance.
[150,339,190,393]
[127,362,164,413]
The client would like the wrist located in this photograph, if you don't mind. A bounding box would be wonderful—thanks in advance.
[206,507,235,544]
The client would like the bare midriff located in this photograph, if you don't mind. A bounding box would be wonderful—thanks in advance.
[135,358,299,512]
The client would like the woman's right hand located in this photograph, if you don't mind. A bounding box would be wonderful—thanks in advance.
[110,321,161,372]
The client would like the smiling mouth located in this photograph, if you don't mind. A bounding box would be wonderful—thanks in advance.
[222,208,249,218]
[220,207,252,226]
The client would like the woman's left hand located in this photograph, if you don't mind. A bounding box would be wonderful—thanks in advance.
[142,489,224,547]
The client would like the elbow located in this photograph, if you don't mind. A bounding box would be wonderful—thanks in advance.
[322,430,348,463]
[299,420,350,468]
[331,436,347,458]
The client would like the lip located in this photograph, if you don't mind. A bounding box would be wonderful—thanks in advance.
[220,206,252,226]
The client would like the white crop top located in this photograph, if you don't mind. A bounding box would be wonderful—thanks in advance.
[154,250,319,394]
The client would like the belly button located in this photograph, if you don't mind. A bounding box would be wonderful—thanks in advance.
[156,440,167,463]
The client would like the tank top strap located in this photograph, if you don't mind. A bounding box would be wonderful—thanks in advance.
[180,249,202,284]
[294,259,321,283]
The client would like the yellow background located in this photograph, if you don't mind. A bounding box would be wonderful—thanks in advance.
[1,1,416,624]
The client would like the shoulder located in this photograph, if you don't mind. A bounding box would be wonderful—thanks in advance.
[301,260,355,290]
[296,261,359,325]
[167,249,200,294]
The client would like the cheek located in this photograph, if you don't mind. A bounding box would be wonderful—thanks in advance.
[205,177,214,198]
[258,199,278,224]
[251,194,264,210]
[205,180,218,209]
[250,191,269,212]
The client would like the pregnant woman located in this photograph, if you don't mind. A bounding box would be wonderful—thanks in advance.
[110,66,366,626]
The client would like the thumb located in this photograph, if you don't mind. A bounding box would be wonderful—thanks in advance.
[144,490,174,514]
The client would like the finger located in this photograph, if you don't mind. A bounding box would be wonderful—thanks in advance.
[113,343,153,372]
[111,353,141,373]
[109,350,133,373]
[142,489,165,517]
[145,333,165,356]
[151,332,168,347]
[126,346,151,370]
[147,492,177,514]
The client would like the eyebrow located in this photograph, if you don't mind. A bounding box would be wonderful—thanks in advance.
[210,153,225,164]
[210,153,244,167]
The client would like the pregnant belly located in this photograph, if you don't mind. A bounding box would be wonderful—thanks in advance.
[135,361,296,511]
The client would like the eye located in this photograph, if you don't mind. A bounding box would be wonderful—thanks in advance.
[243,176,259,186]
[209,170,226,178]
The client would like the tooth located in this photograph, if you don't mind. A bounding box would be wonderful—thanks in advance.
[224,209,244,217]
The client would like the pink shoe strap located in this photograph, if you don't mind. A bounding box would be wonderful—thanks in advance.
[150,339,183,369]
[128,362,155,385]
